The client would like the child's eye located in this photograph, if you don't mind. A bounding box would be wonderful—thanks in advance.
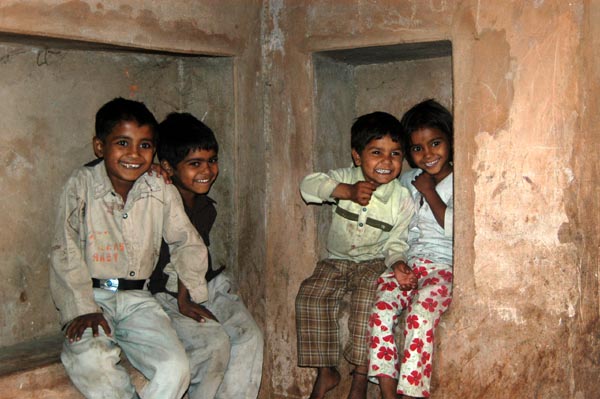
[371,150,381,155]
[115,140,128,146]
[391,151,402,157]
[190,161,201,167]
[411,145,421,152]
[431,140,441,147]
[140,142,154,149]
[209,158,219,164]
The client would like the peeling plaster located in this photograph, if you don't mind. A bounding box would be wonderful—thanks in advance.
[264,0,285,56]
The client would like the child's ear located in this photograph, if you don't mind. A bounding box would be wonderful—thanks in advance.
[351,149,362,166]
[160,160,175,177]
[92,137,104,158]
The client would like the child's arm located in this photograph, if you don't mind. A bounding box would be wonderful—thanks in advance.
[382,189,416,287]
[161,184,209,304]
[331,181,379,206]
[412,173,447,228]
[176,279,218,323]
[49,170,105,329]
[300,169,378,206]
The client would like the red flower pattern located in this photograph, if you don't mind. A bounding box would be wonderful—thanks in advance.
[368,262,453,398]
[437,285,449,297]
[377,346,395,361]
[426,329,434,343]
[439,270,453,282]
[376,301,393,311]
[369,335,380,349]
[410,338,424,353]
[422,298,438,312]
[406,314,420,329]
[368,313,381,328]
[380,280,398,292]
[422,277,440,287]
[424,363,432,378]
[406,370,422,386]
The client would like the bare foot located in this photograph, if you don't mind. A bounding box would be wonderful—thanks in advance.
[309,367,341,399]
[347,366,369,399]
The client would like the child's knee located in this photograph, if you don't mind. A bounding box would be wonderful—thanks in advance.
[61,336,120,374]
[159,346,191,386]
[213,327,232,353]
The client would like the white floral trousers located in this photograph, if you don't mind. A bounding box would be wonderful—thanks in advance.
[367,257,453,398]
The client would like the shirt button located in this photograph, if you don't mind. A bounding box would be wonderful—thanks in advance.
[362,207,367,212]
[129,271,135,277]
[122,213,128,219]
[358,222,364,227]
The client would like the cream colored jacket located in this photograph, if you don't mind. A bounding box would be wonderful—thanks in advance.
[50,161,208,325]
[300,166,414,268]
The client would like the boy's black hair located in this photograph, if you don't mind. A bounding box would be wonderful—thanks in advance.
[400,99,453,168]
[95,97,158,141]
[351,111,402,154]
[157,112,219,167]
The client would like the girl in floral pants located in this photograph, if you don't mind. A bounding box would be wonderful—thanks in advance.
[367,99,454,398]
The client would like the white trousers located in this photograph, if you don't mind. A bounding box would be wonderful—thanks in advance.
[155,273,264,399]
[61,289,190,399]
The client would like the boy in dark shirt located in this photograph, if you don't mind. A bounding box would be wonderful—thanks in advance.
[149,112,264,399]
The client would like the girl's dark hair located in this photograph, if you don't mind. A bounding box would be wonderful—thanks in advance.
[95,97,158,141]
[400,99,453,168]
[157,112,218,167]
[351,111,402,153]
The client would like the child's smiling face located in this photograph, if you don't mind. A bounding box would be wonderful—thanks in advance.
[167,148,219,207]
[93,121,155,199]
[352,135,403,185]
[408,127,452,183]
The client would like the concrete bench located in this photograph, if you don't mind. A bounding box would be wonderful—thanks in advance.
[0,334,148,399]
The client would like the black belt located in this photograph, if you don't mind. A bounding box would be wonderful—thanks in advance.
[92,278,146,291]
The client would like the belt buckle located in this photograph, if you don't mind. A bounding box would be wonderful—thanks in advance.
[98,278,119,292]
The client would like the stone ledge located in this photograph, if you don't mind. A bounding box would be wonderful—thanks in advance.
[0,334,148,399]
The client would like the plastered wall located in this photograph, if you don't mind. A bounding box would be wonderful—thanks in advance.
[262,1,599,398]
[0,41,235,346]
[0,1,599,399]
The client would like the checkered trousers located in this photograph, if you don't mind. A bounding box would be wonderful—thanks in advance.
[295,258,387,367]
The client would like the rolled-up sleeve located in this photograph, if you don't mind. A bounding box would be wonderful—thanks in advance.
[300,169,349,204]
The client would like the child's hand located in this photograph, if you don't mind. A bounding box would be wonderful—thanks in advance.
[178,297,219,323]
[391,261,418,291]
[148,163,172,184]
[349,181,379,206]
[412,172,436,195]
[65,312,111,343]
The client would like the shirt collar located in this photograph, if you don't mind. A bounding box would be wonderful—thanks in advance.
[90,160,161,200]
[351,166,395,204]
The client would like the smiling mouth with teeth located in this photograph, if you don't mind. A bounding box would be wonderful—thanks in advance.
[121,163,141,169]
[195,179,211,183]
[375,169,392,174]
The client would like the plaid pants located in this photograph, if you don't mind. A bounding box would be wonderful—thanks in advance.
[295,258,386,367]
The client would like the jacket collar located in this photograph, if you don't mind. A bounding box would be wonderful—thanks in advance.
[90,160,161,201]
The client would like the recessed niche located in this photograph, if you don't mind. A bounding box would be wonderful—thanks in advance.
[0,33,235,348]
[312,40,453,256]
